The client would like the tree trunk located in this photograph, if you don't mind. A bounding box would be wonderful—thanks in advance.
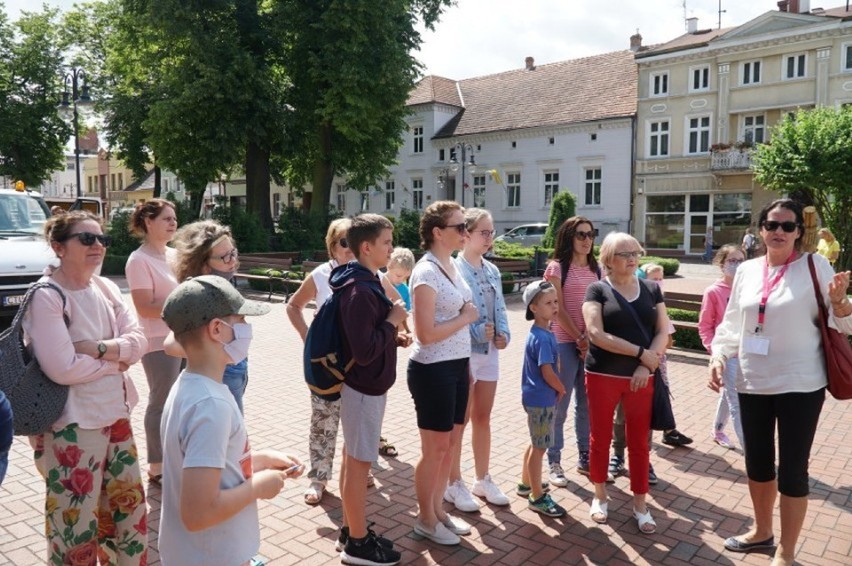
[309,123,334,215]
[153,166,162,198]
[185,179,206,218]
[245,140,272,231]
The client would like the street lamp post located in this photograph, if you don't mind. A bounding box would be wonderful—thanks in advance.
[61,68,91,198]
[449,143,476,207]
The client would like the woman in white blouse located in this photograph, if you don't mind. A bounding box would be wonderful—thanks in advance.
[408,201,479,546]
[710,199,852,566]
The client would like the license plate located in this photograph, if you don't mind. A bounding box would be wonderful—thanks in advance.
[2,294,25,307]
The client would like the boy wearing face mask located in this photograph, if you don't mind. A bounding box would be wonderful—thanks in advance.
[159,275,304,565]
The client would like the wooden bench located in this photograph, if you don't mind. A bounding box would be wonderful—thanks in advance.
[665,291,702,332]
[301,260,325,274]
[234,255,300,301]
[490,257,540,293]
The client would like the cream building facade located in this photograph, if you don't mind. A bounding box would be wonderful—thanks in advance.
[633,3,852,257]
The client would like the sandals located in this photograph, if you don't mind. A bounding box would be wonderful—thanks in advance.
[379,437,398,457]
[304,482,325,505]
[633,507,656,534]
[366,471,376,488]
[589,497,608,523]
[147,473,162,486]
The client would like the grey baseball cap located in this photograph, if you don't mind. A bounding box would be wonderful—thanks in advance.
[523,280,554,321]
[162,275,270,334]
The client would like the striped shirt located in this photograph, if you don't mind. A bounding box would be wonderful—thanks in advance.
[543,261,599,344]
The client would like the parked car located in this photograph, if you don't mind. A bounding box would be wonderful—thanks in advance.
[0,187,57,321]
[494,223,547,247]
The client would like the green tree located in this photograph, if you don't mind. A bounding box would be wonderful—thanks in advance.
[0,7,69,187]
[753,106,852,271]
[542,191,577,248]
[278,0,452,214]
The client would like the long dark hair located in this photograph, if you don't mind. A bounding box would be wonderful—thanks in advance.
[551,216,599,286]
[757,198,805,250]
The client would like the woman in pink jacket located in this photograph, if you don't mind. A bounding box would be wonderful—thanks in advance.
[698,244,745,450]
[24,211,148,565]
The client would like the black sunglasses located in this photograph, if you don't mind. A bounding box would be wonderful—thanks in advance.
[761,220,799,233]
[574,230,595,241]
[443,222,467,234]
[61,232,113,247]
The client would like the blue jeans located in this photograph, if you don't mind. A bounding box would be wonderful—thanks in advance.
[223,358,249,414]
[547,342,590,465]
[0,390,13,486]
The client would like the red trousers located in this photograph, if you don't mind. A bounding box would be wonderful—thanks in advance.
[585,371,653,494]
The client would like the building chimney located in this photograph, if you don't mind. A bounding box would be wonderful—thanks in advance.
[777,0,789,11]
[525,56,535,71]
[630,31,643,52]
[687,17,698,33]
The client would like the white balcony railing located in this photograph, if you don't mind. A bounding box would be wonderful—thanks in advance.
[710,149,753,171]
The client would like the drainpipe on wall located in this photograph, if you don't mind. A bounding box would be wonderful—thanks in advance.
[628,114,637,237]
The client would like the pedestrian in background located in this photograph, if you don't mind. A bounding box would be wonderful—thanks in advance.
[816,228,840,266]
[125,198,180,485]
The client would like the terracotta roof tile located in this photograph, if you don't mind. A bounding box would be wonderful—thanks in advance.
[408,75,462,107]
[420,50,637,139]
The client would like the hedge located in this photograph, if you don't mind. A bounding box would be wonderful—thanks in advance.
[667,307,704,351]
[640,256,680,277]
[101,255,129,277]
[243,268,304,293]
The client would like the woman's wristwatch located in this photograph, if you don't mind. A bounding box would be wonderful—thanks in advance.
[96,342,107,359]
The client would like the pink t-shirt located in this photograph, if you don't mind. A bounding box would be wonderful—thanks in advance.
[22,275,147,430]
[698,279,732,354]
[125,246,178,352]
[543,260,599,344]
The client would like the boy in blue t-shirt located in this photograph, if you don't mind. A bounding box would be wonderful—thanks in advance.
[519,281,568,517]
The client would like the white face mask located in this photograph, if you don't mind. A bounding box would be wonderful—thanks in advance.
[216,320,253,365]
[723,263,740,277]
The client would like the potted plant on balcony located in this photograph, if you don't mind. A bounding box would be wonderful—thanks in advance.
[734,140,754,151]
[710,142,732,153]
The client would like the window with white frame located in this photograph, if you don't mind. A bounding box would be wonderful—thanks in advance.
[689,65,710,92]
[360,191,370,212]
[647,119,670,157]
[742,60,761,85]
[412,126,424,154]
[650,71,669,97]
[335,184,346,212]
[385,180,395,210]
[506,173,521,208]
[412,178,423,210]
[543,170,559,206]
[686,115,711,154]
[472,175,486,207]
[583,167,602,207]
[784,54,806,79]
[844,43,852,72]
[742,114,765,144]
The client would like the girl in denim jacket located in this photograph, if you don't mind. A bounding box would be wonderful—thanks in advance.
[444,208,513,512]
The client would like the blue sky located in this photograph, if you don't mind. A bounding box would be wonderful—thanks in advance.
[4,0,777,78]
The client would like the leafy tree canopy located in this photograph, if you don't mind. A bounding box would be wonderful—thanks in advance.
[753,106,852,270]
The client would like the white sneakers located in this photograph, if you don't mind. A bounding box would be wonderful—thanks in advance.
[548,463,569,488]
[471,475,510,506]
[441,514,472,535]
[443,480,481,512]
[414,520,461,545]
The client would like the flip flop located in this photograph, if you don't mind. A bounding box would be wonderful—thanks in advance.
[379,437,398,457]
[633,507,656,534]
[589,497,608,524]
[304,482,325,505]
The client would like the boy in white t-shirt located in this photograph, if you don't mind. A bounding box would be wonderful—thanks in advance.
[159,275,303,565]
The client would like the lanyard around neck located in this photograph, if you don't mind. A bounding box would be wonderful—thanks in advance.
[757,250,796,332]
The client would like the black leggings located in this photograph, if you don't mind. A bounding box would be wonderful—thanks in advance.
[738,389,825,497]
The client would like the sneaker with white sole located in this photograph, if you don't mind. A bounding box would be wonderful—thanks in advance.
[441,514,472,535]
[548,463,569,488]
[413,520,461,545]
[471,475,510,506]
[442,480,480,513]
[340,534,401,565]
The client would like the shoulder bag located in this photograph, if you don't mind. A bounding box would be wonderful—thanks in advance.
[806,254,852,401]
[0,282,70,435]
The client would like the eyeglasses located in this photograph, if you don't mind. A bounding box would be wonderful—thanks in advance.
[443,223,467,234]
[61,232,112,247]
[725,259,744,265]
[613,251,643,259]
[473,229,496,239]
[761,220,798,233]
[214,249,239,264]
[338,238,348,249]
[575,230,595,241]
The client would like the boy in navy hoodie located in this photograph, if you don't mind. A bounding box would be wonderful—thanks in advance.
[335,213,408,566]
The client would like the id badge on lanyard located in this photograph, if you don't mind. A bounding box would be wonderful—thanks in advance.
[744,251,795,355]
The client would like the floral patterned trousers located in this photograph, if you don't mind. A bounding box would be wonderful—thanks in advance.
[307,395,341,484]
[36,420,147,565]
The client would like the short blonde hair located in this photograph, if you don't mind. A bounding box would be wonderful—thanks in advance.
[388,247,415,272]
[598,232,645,271]
[325,218,351,258]
[640,263,664,279]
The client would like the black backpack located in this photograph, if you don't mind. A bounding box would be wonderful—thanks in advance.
[303,275,391,401]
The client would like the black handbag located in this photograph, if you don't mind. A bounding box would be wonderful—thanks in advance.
[605,281,676,431]
[0,282,70,436]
